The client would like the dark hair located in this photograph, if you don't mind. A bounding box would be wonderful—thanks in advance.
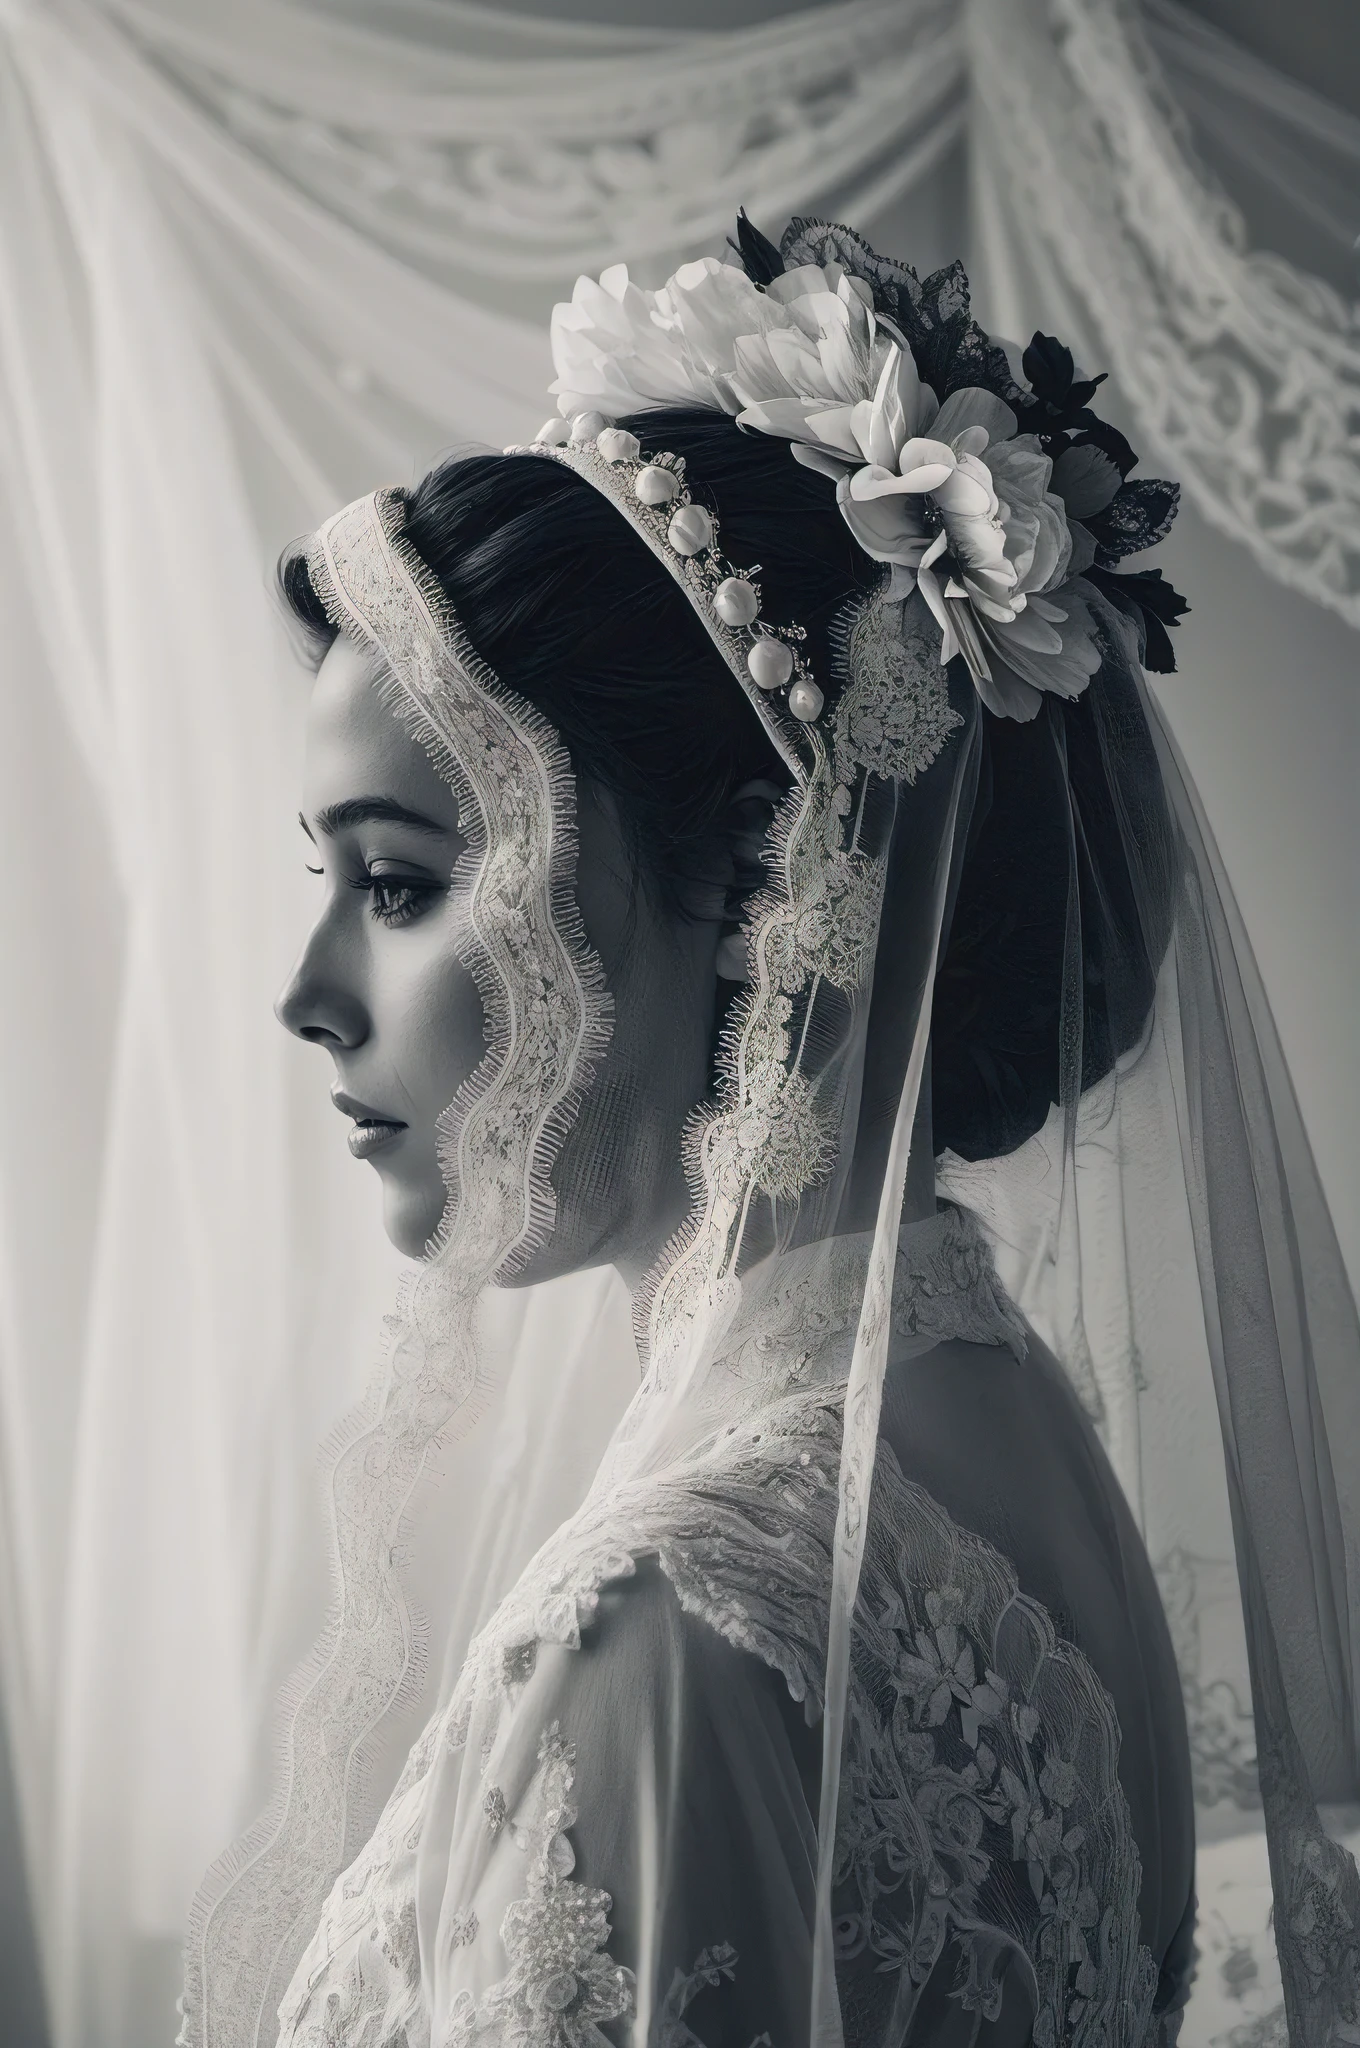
[282,409,864,901]
[281,409,1172,1160]
[931,673,1174,1159]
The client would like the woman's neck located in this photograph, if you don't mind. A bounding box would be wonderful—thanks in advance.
[616,1049,940,1303]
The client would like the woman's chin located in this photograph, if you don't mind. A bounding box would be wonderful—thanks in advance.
[377,1174,447,1262]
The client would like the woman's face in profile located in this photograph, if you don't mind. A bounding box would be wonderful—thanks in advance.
[277,634,721,1274]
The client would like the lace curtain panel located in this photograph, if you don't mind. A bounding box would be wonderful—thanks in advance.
[969,0,1360,631]
[0,3,1355,2045]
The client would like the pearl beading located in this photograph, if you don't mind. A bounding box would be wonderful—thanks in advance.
[509,413,825,783]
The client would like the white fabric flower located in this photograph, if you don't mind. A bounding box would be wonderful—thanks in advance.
[549,256,1096,720]
[550,255,885,420]
[749,349,1096,722]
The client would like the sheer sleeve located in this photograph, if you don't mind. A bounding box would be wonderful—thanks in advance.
[422,1556,820,2048]
[281,1347,1192,2048]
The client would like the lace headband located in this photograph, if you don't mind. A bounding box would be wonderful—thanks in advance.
[511,415,820,782]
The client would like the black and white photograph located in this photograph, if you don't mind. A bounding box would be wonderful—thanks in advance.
[1,3,1358,2045]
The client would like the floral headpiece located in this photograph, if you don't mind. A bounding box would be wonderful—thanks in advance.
[541,213,1188,724]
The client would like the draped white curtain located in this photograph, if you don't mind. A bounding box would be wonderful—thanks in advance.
[0,3,1354,2044]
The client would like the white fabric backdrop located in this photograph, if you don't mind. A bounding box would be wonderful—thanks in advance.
[0,2,1355,2043]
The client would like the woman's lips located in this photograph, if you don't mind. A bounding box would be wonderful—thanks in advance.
[346,1118,407,1160]
[331,1093,408,1160]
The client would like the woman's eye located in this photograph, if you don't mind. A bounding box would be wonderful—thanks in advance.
[320,859,444,926]
[364,875,439,928]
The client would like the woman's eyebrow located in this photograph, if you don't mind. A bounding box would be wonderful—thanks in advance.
[305,797,451,839]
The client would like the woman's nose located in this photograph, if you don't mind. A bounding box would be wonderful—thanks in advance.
[275,920,369,1049]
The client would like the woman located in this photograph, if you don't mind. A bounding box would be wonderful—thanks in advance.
[181,219,1360,2046]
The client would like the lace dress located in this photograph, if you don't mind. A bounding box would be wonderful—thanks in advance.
[276,1212,1195,2047]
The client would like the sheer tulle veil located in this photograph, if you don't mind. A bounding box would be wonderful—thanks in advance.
[181,222,1360,2046]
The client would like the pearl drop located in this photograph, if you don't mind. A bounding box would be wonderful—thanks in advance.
[668,504,713,556]
[534,418,571,447]
[569,410,607,444]
[596,427,641,464]
[714,577,759,627]
[634,464,679,506]
[747,637,793,690]
[788,677,824,722]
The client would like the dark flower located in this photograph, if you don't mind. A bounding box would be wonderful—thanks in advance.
[778,218,1018,404]
[1086,565,1191,672]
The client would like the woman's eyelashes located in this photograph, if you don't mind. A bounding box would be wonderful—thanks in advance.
[304,853,445,928]
[353,870,442,927]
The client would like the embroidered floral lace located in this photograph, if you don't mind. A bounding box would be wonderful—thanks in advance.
[184,232,1360,2047]
[278,1213,1173,2048]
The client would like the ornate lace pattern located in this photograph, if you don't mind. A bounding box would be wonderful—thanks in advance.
[503,427,966,1466]
[447,1212,1023,1715]
[445,1726,634,2048]
[629,588,961,1387]
[690,1208,1027,1449]
[971,0,1360,627]
[631,1365,1157,2045]
[840,1457,1160,2044]
[202,484,967,2048]
[181,491,612,2048]
[637,1404,1159,2045]
[277,1261,1160,2048]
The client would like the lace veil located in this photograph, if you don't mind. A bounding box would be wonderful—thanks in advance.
[181,224,1360,2047]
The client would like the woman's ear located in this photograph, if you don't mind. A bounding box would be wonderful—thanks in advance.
[715,777,784,982]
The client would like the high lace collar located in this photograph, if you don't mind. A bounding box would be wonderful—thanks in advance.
[711,1202,1027,1399]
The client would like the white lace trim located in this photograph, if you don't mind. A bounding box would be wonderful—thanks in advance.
[629,588,960,1389]
[181,491,612,2048]
[278,1380,1162,2048]
[444,1726,633,2048]
[972,0,1360,628]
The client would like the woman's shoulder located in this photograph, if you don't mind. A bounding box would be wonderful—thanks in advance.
[878,1324,1188,1762]
[496,1556,822,2045]
[882,1330,1146,1618]
[536,1553,822,1792]
[878,1328,1195,1965]
[543,1553,783,1707]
